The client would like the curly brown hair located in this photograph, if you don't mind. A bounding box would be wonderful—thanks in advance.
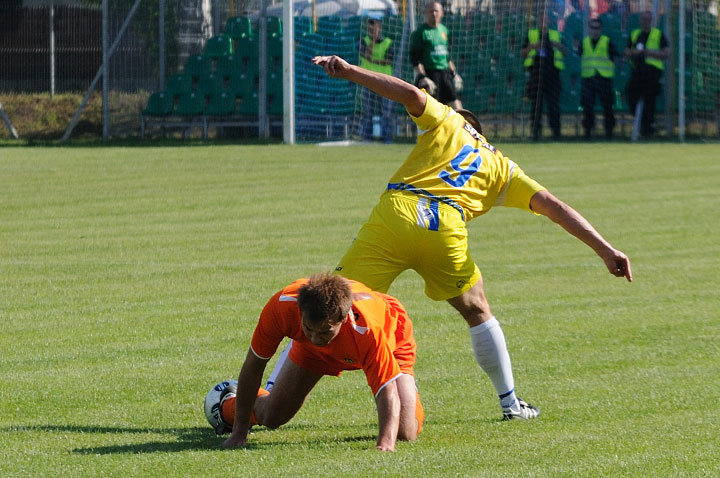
[297,273,353,324]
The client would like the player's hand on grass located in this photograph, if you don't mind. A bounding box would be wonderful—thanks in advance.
[602,249,633,282]
[312,55,351,78]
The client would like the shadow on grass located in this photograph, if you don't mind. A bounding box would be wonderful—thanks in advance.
[5,424,376,454]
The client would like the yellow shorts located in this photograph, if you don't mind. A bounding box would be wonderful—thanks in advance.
[335,191,481,301]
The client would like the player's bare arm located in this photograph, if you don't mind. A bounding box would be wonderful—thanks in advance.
[312,55,426,117]
[374,380,401,451]
[222,348,269,448]
[530,190,633,282]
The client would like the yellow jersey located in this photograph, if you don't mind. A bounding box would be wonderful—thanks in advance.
[387,93,545,221]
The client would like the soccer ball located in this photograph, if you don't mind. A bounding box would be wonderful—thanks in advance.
[204,379,237,433]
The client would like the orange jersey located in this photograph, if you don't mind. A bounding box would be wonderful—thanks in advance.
[250,279,416,396]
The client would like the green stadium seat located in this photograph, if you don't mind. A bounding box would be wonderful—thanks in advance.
[346,15,364,37]
[267,36,283,70]
[228,71,257,98]
[142,92,173,116]
[196,72,225,98]
[174,92,205,116]
[268,92,283,115]
[295,16,313,35]
[560,72,581,113]
[206,91,237,116]
[296,32,326,60]
[267,16,282,38]
[444,13,465,38]
[501,12,526,34]
[492,84,523,113]
[325,34,354,60]
[215,54,240,80]
[613,62,630,92]
[564,53,581,75]
[470,12,496,35]
[184,54,212,81]
[165,73,192,98]
[627,12,640,32]
[318,16,343,36]
[501,22,525,54]
[237,91,259,116]
[547,10,560,30]
[225,16,253,40]
[235,37,259,72]
[599,12,621,34]
[382,15,403,43]
[486,32,507,56]
[563,12,584,51]
[204,34,233,59]
[267,70,282,97]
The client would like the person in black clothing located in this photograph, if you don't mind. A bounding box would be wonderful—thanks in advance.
[625,11,670,138]
[522,12,567,141]
[580,18,618,139]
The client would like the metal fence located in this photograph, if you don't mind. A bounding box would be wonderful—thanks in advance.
[0,0,718,141]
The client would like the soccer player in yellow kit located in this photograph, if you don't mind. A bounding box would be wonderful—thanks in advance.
[305,55,633,421]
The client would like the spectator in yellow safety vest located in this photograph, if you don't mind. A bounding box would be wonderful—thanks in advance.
[580,17,619,140]
[624,11,670,138]
[359,18,395,143]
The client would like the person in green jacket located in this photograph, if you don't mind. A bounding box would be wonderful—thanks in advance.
[359,18,395,142]
[624,11,669,138]
[409,1,462,110]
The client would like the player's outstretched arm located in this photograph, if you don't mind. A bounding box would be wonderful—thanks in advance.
[375,380,401,451]
[530,190,633,282]
[222,348,269,448]
[312,55,426,117]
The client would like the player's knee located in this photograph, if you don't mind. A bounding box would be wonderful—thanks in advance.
[256,410,289,429]
[452,298,491,325]
[254,401,286,429]
[397,429,418,442]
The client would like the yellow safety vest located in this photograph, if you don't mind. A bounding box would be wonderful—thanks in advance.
[581,35,614,78]
[524,28,564,70]
[630,28,664,70]
[359,36,393,75]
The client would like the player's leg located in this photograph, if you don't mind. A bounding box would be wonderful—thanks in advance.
[380,96,393,143]
[335,195,412,292]
[447,279,539,420]
[396,374,423,441]
[545,74,561,140]
[581,78,595,138]
[641,88,657,138]
[626,78,639,121]
[254,358,323,429]
[360,87,374,140]
[264,341,291,391]
[411,207,531,419]
[600,78,615,138]
[527,76,542,140]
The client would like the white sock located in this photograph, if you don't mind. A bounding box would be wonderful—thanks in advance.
[264,341,292,391]
[468,317,519,412]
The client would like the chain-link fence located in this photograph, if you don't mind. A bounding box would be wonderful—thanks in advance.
[0,0,718,141]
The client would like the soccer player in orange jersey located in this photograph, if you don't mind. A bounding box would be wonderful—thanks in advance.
[220,273,424,452]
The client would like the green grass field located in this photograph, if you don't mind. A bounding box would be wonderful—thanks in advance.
[1,143,719,476]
